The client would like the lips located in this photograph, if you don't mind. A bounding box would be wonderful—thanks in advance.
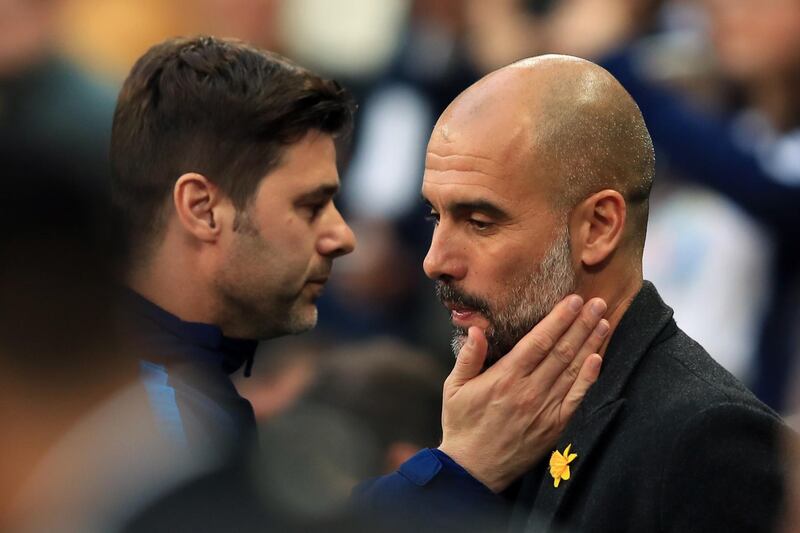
[304,274,330,301]
[304,279,327,302]
[447,303,473,316]
[305,278,328,296]
[445,302,489,329]
[452,308,475,320]
[306,270,330,285]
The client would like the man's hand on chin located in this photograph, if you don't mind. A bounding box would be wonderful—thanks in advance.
[438,294,609,493]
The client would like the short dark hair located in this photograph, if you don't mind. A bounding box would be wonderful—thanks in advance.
[111,36,355,263]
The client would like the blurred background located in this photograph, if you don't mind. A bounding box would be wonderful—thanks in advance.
[15,0,792,407]
[3,0,800,529]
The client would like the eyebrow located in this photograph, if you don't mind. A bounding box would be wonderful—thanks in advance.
[422,195,510,221]
[296,183,340,203]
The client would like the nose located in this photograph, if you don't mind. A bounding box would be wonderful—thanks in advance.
[317,204,356,258]
[423,225,466,281]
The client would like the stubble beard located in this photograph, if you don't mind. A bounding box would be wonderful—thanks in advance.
[283,296,319,334]
[215,212,319,340]
[440,225,577,366]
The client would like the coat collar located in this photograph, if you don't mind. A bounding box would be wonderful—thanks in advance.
[521,281,678,531]
[120,288,259,376]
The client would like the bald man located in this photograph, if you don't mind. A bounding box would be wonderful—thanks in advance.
[420,55,786,532]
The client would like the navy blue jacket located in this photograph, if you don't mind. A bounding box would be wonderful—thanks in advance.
[122,291,508,531]
[121,290,259,456]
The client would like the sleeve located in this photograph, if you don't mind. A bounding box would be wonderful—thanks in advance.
[602,48,800,236]
[660,403,788,533]
[351,448,511,533]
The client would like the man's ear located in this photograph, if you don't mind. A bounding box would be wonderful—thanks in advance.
[173,172,227,242]
[570,189,626,267]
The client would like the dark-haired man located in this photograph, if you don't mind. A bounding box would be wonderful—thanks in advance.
[414,54,787,532]
[112,36,607,530]
[112,38,359,458]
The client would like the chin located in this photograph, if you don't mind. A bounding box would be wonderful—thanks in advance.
[285,305,318,335]
[449,330,467,358]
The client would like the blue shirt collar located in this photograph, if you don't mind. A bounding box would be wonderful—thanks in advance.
[122,289,259,376]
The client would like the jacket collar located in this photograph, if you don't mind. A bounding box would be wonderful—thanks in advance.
[520,281,677,531]
[573,280,677,421]
[121,288,259,376]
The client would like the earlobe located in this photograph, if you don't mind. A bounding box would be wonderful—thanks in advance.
[173,172,224,242]
[575,190,626,267]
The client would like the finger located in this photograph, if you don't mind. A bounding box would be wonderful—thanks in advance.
[446,327,488,390]
[559,353,602,424]
[548,318,609,400]
[494,294,584,375]
[526,297,607,386]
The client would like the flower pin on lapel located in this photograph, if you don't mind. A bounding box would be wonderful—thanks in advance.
[549,444,578,488]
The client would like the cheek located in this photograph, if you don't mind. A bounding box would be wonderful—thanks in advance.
[471,248,529,294]
[281,242,315,274]
[275,217,316,257]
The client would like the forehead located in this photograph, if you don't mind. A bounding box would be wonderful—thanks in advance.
[422,119,551,210]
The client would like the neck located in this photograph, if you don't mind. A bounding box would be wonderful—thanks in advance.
[127,241,218,327]
[577,269,642,357]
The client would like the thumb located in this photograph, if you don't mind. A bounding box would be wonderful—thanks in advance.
[447,327,488,390]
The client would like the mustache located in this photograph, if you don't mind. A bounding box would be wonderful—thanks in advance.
[308,260,333,281]
[435,281,492,317]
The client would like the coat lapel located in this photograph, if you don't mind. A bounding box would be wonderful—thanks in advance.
[521,281,678,531]
[527,398,625,531]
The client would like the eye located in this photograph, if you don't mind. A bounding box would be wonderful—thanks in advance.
[468,218,493,231]
[425,210,440,226]
[303,202,327,220]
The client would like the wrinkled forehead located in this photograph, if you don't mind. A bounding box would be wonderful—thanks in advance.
[431,119,528,167]
[434,76,532,156]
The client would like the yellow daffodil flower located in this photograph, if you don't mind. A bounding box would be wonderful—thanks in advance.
[549,444,578,488]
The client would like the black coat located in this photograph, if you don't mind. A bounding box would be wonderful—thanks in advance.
[510,282,787,533]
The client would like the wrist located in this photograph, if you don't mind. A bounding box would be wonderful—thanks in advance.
[437,444,512,493]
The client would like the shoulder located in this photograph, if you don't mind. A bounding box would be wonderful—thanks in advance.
[633,325,776,419]
[629,327,787,531]
[656,399,788,532]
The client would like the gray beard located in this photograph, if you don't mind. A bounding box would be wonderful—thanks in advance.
[446,225,577,366]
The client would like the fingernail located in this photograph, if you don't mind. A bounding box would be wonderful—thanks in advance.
[467,328,476,347]
[568,295,582,312]
[596,320,610,337]
[591,299,606,317]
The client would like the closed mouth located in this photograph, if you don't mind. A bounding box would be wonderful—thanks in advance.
[307,273,330,284]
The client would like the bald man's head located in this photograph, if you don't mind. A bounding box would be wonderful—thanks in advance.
[423,55,654,364]
[432,54,655,250]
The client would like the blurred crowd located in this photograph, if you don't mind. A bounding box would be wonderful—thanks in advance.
[2,0,800,530]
